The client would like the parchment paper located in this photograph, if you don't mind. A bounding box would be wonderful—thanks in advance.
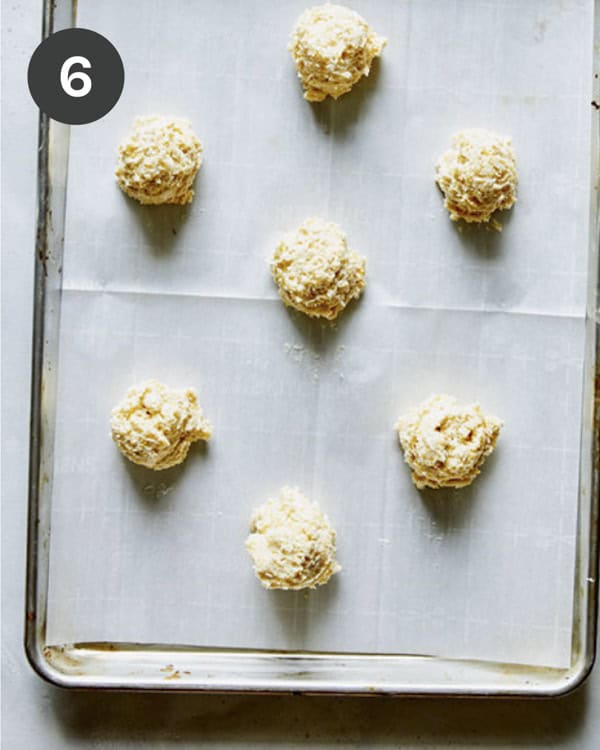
[46,0,594,668]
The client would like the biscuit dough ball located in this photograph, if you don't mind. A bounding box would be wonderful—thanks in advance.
[245,486,341,590]
[289,4,386,102]
[115,115,203,205]
[110,380,212,471]
[271,217,366,320]
[395,394,502,490]
[435,129,517,226]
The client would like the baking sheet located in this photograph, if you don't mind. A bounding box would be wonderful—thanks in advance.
[46,0,593,668]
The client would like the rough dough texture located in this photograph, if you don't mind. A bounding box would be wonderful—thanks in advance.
[110,380,212,471]
[435,128,517,227]
[115,115,203,205]
[395,394,502,490]
[271,217,366,320]
[289,3,386,102]
[245,486,341,590]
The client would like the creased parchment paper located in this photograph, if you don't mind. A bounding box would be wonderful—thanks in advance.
[46,0,593,668]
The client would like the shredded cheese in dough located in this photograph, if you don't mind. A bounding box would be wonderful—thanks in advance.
[110,380,212,471]
[435,129,517,227]
[289,4,386,102]
[395,394,502,490]
[115,115,203,205]
[246,486,341,590]
[271,217,366,320]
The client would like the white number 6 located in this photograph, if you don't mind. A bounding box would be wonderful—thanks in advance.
[60,55,92,98]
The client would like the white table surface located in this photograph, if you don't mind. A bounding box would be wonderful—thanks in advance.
[2,1,600,747]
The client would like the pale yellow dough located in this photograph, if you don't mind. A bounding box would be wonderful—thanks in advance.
[115,115,203,205]
[245,486,341,590]
[110,380,212,471]
[395,394,502,490]
[289,3,386,102]
[435,129,517,227]
[271,217,366,320]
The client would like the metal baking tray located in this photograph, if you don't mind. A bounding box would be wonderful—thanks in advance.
[26,0,599,695]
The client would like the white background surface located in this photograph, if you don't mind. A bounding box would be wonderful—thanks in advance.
[3,0,600,747]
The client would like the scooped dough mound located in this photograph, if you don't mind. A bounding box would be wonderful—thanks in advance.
[110,380,212,471]
[115,115,203,205]
[435,129,517,226]
[395,394,502,490]
[289,4,386,102]
[271,217,366,320]
[245,486,341,590]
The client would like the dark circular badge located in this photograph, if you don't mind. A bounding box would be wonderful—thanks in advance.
[28,28,124,125]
